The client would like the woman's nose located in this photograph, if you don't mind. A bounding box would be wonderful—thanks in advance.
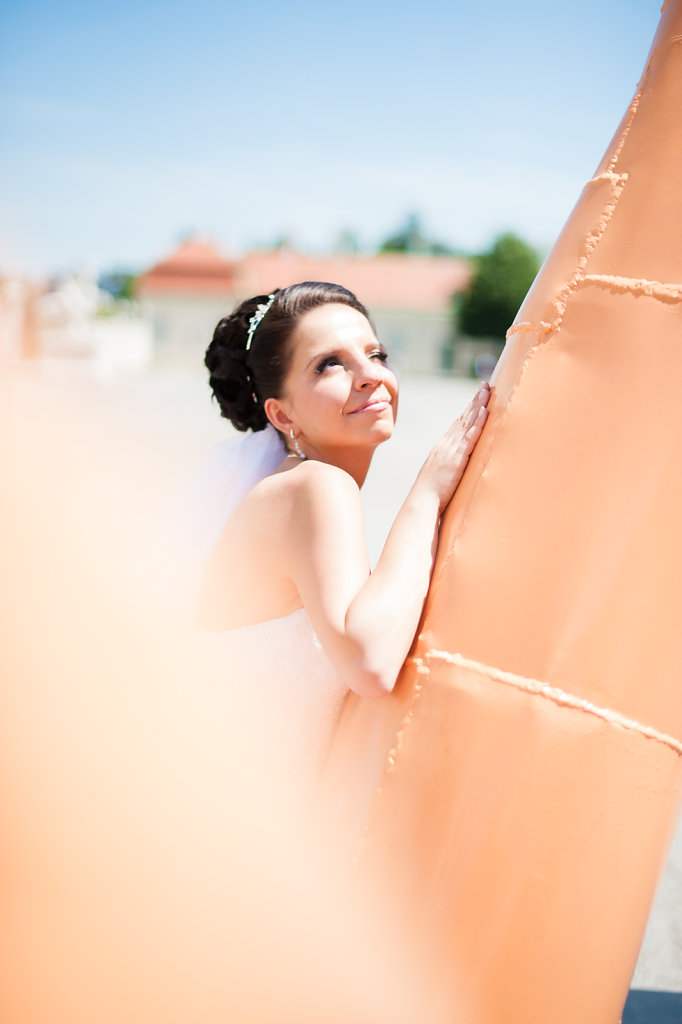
[356,358,384,387]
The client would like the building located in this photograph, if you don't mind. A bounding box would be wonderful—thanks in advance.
[135,240,237,365]
[33,271,153,376]
[136,239,473,373]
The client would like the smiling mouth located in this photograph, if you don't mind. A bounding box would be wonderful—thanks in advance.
[349,388,393,414]
[349,398,391,414]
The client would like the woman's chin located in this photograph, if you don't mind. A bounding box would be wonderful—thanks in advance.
[366,419,395,446]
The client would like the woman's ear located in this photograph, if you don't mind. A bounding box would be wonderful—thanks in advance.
[263,397,294,435]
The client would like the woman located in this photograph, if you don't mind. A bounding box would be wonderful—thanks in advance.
[199,281,489,771]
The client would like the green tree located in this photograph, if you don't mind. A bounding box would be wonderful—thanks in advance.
[458,233,540,339]
[98,271,137,300]
[379,212,452,255]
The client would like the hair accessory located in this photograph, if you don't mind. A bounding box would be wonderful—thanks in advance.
[289,428,306,460]
[245,292,277,351]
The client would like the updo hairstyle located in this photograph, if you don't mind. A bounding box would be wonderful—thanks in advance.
[205,281,373,432]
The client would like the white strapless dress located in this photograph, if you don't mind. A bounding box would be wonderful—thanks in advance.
[199,609,349,778]
[163,429,349,778]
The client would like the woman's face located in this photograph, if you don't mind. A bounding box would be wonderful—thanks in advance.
[270,303,398,456]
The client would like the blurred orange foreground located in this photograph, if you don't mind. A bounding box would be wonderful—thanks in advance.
[327,4,682,1021]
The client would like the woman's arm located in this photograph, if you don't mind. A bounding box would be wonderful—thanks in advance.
[286,383,490,698]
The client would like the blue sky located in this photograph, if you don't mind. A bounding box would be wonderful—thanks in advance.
[0,0,662,277]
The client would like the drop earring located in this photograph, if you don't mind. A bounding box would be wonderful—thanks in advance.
[289,428,306,460]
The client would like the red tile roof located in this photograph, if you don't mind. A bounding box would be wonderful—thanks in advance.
[137,241,471,313]
[234,251,471,313]
[137,239,236,295]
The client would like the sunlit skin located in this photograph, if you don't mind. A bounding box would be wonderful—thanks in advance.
[201,303,490,697]
[264,304,399,487]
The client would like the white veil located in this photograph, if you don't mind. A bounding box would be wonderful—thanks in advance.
[157,424,287,616]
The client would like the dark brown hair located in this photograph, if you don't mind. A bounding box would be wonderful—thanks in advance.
[205,281,374,432]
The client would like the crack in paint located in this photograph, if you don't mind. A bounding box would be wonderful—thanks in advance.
[607,92,643,173]
[506,320,553,339]
[548,172,629,333]
[424,649,682,757]
[353,661,429,861]
[579,274,682,302]
[428,168,630,606]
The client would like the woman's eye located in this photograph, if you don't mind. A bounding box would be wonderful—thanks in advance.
[315,355,341,373]
[371,349,388,363]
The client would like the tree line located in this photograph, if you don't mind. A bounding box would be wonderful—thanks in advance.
[374,213,541,341]
[101,216,541,342]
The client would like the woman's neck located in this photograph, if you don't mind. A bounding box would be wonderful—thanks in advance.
[299,444,376,488]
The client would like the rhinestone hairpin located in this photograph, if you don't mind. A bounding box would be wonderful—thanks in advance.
[245,292,277,351]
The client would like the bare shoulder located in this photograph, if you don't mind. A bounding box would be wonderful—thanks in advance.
[269,461,363,537]
[239,460,361,534]
[284,464,360,528]
[289,460,360,506]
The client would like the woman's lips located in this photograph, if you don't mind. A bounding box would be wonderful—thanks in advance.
[349,397,391,415]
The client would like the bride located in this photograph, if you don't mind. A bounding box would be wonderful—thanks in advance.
[197,281,489,773]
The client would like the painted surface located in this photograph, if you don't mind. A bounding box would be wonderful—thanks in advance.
[326,4,682,1020]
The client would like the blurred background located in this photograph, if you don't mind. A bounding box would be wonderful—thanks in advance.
[1,0,679,1015]
[0,0,662,379]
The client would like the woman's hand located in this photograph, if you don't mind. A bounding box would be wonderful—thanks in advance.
[415,381,490,514]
